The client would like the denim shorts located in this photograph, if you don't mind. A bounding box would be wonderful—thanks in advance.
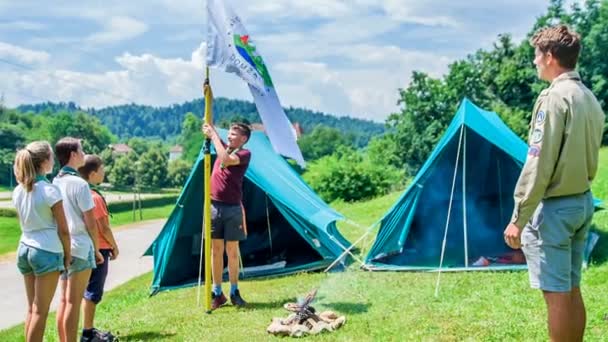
[61,248,96,279]
[16,243,65,276]
[521,191,594,292]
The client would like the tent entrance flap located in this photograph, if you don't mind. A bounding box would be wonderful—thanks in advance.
[165,179,324,289]
[239,179,324,269]
[373,127,521,269]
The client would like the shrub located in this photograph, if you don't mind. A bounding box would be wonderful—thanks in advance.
[303,147,404,202]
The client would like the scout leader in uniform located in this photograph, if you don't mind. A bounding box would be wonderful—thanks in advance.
[503,25,605,342]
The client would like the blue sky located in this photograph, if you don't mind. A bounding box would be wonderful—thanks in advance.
[0,1,572,121]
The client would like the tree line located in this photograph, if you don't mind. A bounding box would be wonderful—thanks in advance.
[17,97,385,147]
[0,106,191,190]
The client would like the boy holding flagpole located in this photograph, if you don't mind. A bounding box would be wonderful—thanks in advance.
[202,122,251,309]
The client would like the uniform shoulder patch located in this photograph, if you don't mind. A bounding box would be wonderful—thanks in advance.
[535,110,546,125]
[528,145,541,157]
[531,129,544,144]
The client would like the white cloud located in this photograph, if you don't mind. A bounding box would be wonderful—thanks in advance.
[191,42,206,68]
[86,16,148,44]
[274,61,351,115]
[0,20,46,31]
[380,0,462,27]
[0,41,50,65]
[270,45,452,120]
[255,15,403,65]
[1,42,249,110]
[0,38,458,122]
[243,0,353,19]
[165,29,203,42]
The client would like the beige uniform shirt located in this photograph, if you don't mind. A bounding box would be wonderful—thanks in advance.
[511,71,605,228]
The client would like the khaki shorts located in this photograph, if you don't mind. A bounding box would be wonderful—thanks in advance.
[521,191,594,292]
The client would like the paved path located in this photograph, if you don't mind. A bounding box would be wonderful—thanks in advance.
[0,219,165,331]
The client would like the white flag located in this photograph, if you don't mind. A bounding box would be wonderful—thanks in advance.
[206,0,306,167]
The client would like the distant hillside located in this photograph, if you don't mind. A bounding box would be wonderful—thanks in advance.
[18,99,385,147]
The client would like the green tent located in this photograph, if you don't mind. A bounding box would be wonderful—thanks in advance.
[364,99,601,271]
[146,131,350,294]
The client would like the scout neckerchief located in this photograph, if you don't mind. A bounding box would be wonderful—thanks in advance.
[35,174,50,183]
[89,182,113,218]
[57,166,79,177]
[220,147,241,169]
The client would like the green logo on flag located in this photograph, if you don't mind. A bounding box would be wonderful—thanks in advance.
[234,34,274,88]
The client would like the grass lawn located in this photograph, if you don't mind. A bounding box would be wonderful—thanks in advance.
[1,201,607,340]
[0,204,173,256]
[109,204,173,227]
[0,185,14,192]
[1,211,606,341]
[332,191,402,257]
[592,148,608,200]
[1,149,607,340]
[0,217,22,256]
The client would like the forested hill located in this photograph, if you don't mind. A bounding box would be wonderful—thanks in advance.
[18,98,385,146]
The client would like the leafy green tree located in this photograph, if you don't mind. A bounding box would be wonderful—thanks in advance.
[108,154,137,188]
[46,111,116,154]
[575,0,608,143]
[286,158,305,175]
[98,148,116,183]
[168,159,193,187]
[180,112,203,162]
[218,115,251,129]
[366,134,402,170]
[303,147,403,202]
[385,72,455,173]
[0,124,26,186]
[137,149,169,189]
[0,123,25,151]
[127,137,150,155]
[298,125,353,161]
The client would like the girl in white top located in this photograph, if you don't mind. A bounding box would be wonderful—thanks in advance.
[13,141,71,342]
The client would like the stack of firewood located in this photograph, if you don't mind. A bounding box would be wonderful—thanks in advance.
[266,289,346,337]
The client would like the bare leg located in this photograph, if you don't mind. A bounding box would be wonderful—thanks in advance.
[82,299,96,330]
[64,269,92,342]
[23,274,35,340]
[211,239,225,288]
[543,291,574,342]
[225,241,239,287]
[571,287,586,342]
[28,272,60,342]
[57,278,67,342]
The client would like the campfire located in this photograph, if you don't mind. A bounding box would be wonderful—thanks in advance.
[267,289,346,337]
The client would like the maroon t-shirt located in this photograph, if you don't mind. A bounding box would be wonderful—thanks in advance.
[210,147,251,205]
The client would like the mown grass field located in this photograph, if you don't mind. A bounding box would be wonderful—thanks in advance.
[0,216,22,257]
[1,149,607,341]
